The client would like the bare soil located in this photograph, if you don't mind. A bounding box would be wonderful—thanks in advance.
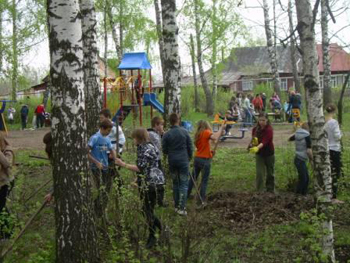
[6,128,50,150]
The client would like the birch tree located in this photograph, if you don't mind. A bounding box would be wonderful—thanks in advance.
[262,0,281,96]
[154,0,166,85]
[321,0,332,106]
[194,0,213,116]
[295,0,335,261]
[190,34,199,112]
[288,0,301,93]
[10,0,18,101]
[0,1,3,74]
[47,0,99,262]
[81,0,102,138]
[161,0,181,118]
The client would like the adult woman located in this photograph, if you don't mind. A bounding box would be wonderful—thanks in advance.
[115,128,164,249]
[0,132,14,238]
[188,121,224,206]
[248,113,275,193]
[324,104,343,203]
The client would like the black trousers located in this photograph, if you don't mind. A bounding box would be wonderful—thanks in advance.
[330,150,342,198]
[140,188,162,238]
[0,185,9,213]
[21,115,27,129]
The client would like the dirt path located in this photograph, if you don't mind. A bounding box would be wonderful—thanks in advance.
[6,128,50,150]
[5,124,296,150]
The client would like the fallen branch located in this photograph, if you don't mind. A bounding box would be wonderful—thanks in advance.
[0,200,48,260]
[24,178,52,203]
[29,155,49,161]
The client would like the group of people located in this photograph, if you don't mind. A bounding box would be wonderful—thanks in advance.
[247,103,343,204]
[222,90,303,130]
[6,103,48,130]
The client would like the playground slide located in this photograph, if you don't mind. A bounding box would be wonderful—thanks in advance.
[112,105,138,123]
[143,93,164,114]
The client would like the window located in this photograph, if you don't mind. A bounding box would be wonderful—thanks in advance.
[331,76,337,88]
[280,79,288,91]
[242,80,253,91]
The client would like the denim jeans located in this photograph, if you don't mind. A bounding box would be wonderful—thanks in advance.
[169,161,190,210]
[244,108,252,126]
[188,157,211,202]
[294,157,309,195]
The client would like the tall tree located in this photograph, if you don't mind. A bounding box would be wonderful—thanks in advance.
[262,0,281,96]
[0,1,3,75]
[288,0,301,92]
[321,0,332,106]
[295,0,335,261]
[211,0,218,101]
[47,0,99,262]
[10,0,18,101]
[154,0,166,85]
[194,0,214,116]
[161,0,181,119]
[190,34,199,112]
[81,0,102,138]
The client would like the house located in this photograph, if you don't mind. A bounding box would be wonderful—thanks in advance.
[173,43,350,92]
[15,57,117,100]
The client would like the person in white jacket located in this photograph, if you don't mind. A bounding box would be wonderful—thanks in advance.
[324,104,343,203]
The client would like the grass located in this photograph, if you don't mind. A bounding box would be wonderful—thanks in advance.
[2,90,350,262]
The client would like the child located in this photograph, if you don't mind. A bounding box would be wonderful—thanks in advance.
[7,107,16,125]
[0,132,14,238]
[147,116,166,207]
[289,123,312,195]
[88,119,116,218]
[248,113,275,193]
[115,128,164,249]
[188,120,224,206]
[324,104,343,203]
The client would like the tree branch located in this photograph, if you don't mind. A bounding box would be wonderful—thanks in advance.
[326,0,336,23]
[311,0,320,30]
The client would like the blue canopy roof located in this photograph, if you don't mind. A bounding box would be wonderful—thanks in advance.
[118,52,152,70]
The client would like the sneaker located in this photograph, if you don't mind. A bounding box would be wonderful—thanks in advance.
[176,209,187,216]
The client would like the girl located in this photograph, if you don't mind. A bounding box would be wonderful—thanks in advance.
[248,113,275,193]
[188,121,224,206]
[324,104,343,202]
[0,132,14,238]
[115,128,164,249]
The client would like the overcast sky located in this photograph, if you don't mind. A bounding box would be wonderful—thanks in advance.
[23,0,350,80]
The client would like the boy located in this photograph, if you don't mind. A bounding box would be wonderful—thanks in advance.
[288,122,312,195]
[99,109,126,155]
[147,116,166,207]
[88,119,116,218]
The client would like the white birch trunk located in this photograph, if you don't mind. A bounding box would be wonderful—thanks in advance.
[161,0,181,117]
[107,4,122,62]
[11,0,18,101]
[154,0,166,85]
[47,0,99,261]
[295,0,335,261]
[0,4,3,73]
[321,0,332,106]
[104,0,108,78]
[288,0,301,93]
[190,34,199,112]
[262,0,281,96]
[211,0,218,104]
[81,0,102,138]
[195,0,214,116]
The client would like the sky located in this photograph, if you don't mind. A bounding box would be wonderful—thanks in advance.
[22,0,350,81]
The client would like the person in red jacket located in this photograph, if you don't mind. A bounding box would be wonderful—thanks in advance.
[248,112,275,193]
[252,94,263,114]
[35,104,45,128]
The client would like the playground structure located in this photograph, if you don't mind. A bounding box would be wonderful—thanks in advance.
[104,52,164,127]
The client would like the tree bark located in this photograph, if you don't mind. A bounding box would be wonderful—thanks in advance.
[321,0,332,106]
[119,0,124,57]
[194,0,214,116]
[211,0,218,109]
[161,0,181,120]
[81,0,102,138]
[11,0,18,101]
[0,3,3,74]
[262,0,281,96]
[106,2,122,62]
[104,0,108,78]
[288,0,301,92]
[295,0,335,261]
[154,0,166,86]
[337,72,349,127]
[47,0,99,262]
[190,34,199,112]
